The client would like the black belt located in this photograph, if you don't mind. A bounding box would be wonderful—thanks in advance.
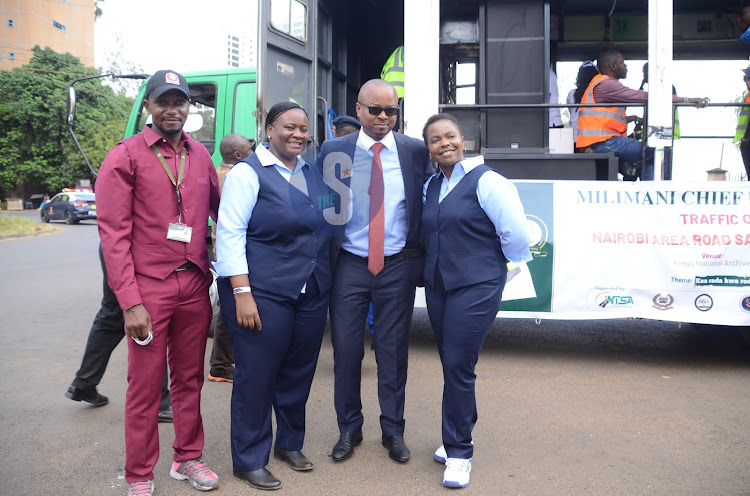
[175,261,198,272]
[340,248,421,264]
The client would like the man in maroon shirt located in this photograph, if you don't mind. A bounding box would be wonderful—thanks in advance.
[96,70,221,496]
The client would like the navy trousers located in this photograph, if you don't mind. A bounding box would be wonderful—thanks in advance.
[218,276,328,472]
[425,269,505,460]
[329,252,416,436]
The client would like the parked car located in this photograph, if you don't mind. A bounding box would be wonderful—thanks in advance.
[40,191,96,224]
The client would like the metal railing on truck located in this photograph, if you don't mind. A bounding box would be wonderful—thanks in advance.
[440,101,749,181]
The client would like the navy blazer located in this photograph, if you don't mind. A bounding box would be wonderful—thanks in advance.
[314,130,433,286]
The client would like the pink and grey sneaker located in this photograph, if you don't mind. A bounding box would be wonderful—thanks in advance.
[169,458,220,491]
[127,480,154,496]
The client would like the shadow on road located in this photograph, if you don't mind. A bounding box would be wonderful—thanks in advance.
[408,310,750,368]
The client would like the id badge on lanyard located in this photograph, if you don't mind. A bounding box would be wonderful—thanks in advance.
[152,145,193,243]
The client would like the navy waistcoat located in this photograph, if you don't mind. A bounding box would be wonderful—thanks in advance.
[422,164,508,291]
[244,158,333,300]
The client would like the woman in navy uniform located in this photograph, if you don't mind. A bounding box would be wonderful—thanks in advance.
[421,114,532,489]
[215,102,335,490]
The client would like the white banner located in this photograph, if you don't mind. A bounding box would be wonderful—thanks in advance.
[492,181,750,326]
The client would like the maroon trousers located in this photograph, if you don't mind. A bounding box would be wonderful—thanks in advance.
[124,267,212,483]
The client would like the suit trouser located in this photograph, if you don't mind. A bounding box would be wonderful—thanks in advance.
[330,253,416,436]
[218,276,327,472]
[124,267,211,483]
[72,244,169,408]
[425,269,505,460]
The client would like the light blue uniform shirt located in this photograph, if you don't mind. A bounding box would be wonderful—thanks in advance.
[215,143,309,281]
[422,155,533,264]
[341,130,408,257]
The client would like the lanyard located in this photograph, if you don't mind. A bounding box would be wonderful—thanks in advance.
[151,145,187,223]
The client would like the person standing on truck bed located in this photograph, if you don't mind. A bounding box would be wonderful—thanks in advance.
[381,46,404,99]
[733,65,750,181]
[639,62,681,180]
[576,50,709,180]
[567,60,599,142]
[315,79,433,464]
[96,69,221,496]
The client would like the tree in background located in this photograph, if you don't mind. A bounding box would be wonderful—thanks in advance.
[0,46,132,196]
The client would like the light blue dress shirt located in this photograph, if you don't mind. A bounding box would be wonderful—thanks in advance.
[215,143,310,281]
[422,155,533,264]
[340,130,408,257]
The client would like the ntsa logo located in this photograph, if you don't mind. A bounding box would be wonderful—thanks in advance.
[596,293,634,308]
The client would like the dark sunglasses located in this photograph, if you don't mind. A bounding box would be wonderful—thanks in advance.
[358,102,399,117]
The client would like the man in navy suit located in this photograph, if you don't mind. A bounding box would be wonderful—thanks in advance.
[315,79,432,463]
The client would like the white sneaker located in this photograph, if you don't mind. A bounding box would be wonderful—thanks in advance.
[443,457,472,488]
[434,441,473,464]
[434,444,447,463]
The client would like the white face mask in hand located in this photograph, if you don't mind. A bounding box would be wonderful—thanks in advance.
[132,331,153,346]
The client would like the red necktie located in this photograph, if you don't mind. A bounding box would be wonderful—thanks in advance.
[368,142,385,276]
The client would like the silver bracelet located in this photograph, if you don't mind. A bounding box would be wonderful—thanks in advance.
[233,286,252,295]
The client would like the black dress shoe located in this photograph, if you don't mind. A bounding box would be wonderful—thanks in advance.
[157,405,173,423]
[65,386,109,407]
[331,430,363,461]
[234,468,281,491]
[382,435,410,462]
[273,447,313,471]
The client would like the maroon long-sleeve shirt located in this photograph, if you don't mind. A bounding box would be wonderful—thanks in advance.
[96,125,219,309]
[593,77,683,104]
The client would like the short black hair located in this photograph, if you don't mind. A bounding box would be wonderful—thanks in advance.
[421,113,461,144]
[265,102,307,129]
[597,50,622,70]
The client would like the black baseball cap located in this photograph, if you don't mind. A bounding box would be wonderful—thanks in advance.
[145,70,190,100]
[332,115,361,129]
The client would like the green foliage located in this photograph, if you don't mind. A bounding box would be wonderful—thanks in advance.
[0,46,132,194]
[0,215,53,237]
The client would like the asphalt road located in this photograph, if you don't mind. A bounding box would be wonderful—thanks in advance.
[2,211,750,496]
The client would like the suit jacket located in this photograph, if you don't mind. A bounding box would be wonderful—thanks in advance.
[314,130,433,286]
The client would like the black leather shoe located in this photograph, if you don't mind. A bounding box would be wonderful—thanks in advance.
[157,405,173,423]
[331,430,363,461]
[382,435,410,462]
[273,447,313,471]
[65,386,109,407]
[234,468,281,491]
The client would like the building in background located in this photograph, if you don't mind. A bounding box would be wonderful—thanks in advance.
[226,32,253,68]
[1,0,95,70]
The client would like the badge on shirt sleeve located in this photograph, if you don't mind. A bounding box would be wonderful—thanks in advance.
[167,223,193,243]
